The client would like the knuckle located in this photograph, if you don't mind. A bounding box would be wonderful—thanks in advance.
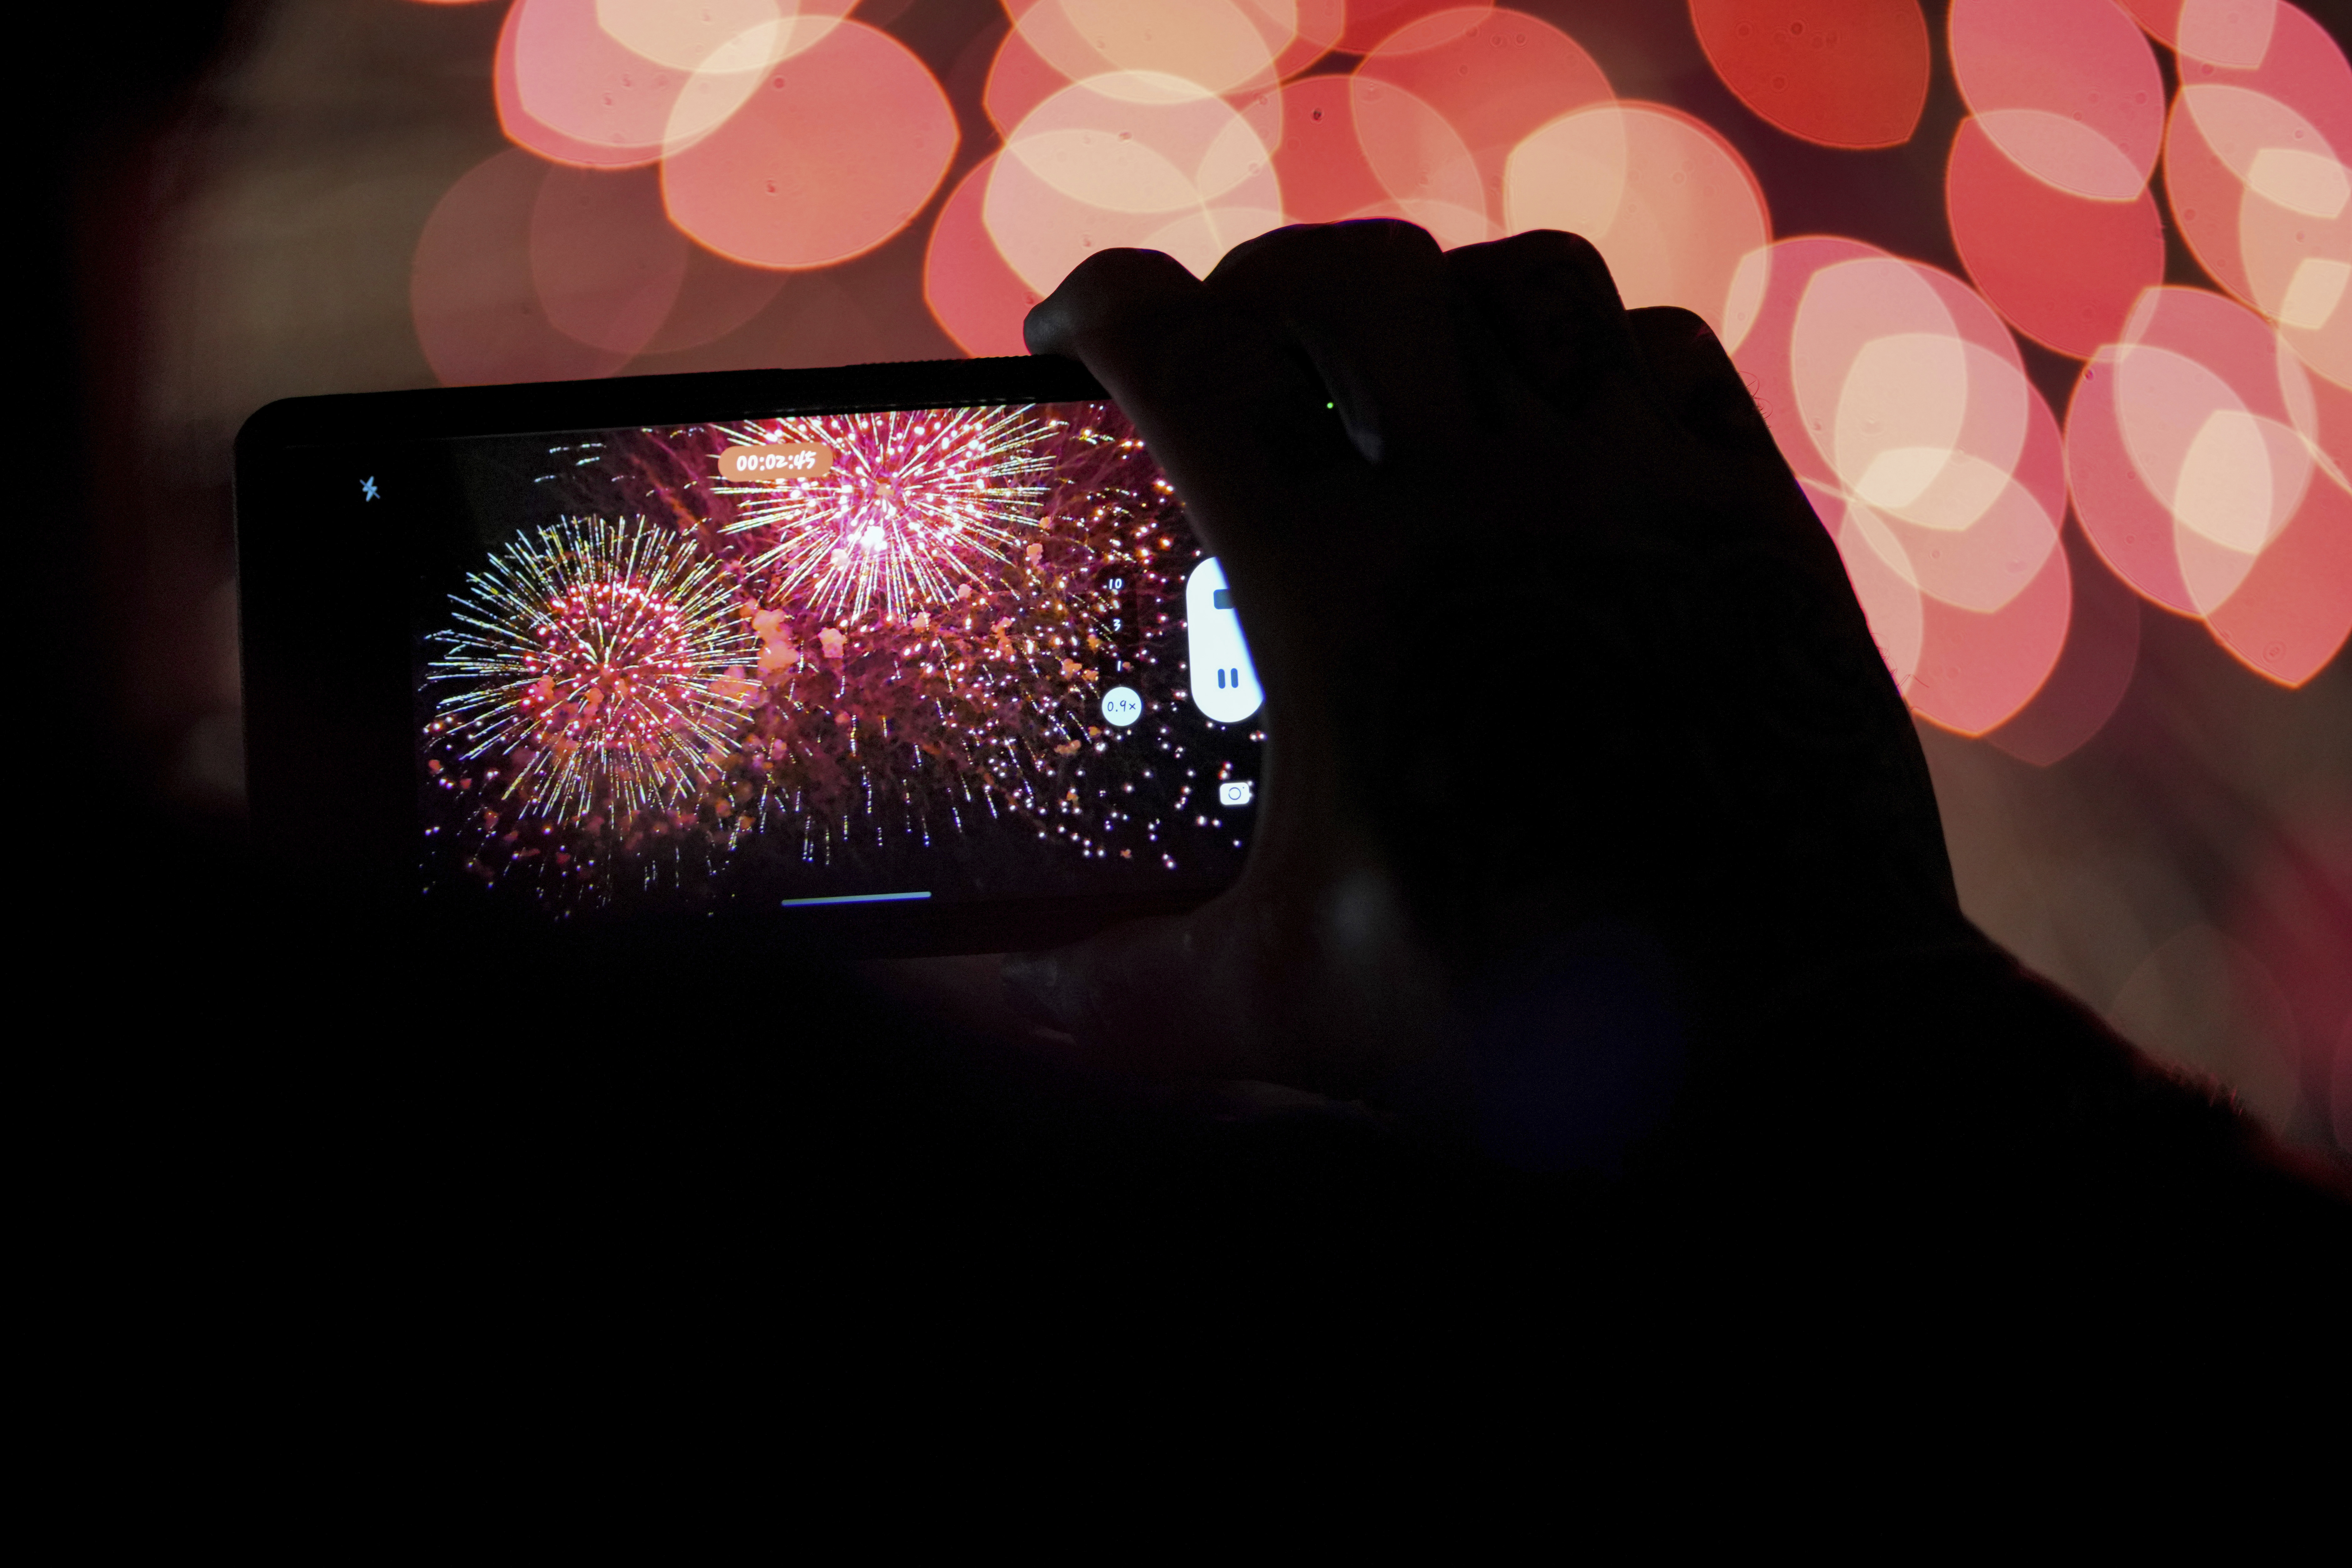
[1030,248,1204,355]
[1631,304,1713,340]
[1211,218,1442,294]
[1490,226,1607,276]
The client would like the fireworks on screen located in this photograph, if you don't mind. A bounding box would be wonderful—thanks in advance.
[713,406,1055,623]
[424,513,759,830]
[422,405,1242,904]
[723,408,1186,869]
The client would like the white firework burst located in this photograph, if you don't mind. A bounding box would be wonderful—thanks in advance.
[714,406,1053,620]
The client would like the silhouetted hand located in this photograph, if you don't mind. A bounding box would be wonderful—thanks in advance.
[1012,222,1979,1170]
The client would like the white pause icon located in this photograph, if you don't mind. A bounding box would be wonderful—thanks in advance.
[1185,558,1260,722]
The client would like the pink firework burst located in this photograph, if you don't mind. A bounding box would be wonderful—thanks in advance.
[713,406,1052,620]
[427,514,759,827]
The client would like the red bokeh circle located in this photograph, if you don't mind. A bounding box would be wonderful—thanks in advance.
[1271,73,1480,236]
[1354,7,1612,222]
[1338,0,1493,53]
[1688,0,1930,150]
[1947,115,2165,358]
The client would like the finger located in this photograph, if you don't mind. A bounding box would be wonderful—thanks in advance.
[1622,305,1853,575]
[1023,247,1354,538]
[1205,220,1474,468]
[1443,229,1648,411]
[1001,908,1256,1081]
[1625,306,1776,461]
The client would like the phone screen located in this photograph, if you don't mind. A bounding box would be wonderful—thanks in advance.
[405,398,1260,919]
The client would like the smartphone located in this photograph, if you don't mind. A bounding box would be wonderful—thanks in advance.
[235,357,1261,956]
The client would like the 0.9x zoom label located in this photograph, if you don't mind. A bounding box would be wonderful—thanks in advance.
[718,443,835,480]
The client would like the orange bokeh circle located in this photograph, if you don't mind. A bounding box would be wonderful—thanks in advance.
[529,163,689,355]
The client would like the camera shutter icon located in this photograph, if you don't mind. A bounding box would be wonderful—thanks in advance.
[1185,558,1261,723]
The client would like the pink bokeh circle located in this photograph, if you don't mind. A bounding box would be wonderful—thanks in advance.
[1338,0,1493,53]
[1000,0,1291,98]
[1983,521,2142,767]
[1504,102,1770,337]
[1734,238,2075,730]
[2065,285,2339,671]
[497,0,684,168]
[1908,532,2073,736]
[2127,0,2289,67]
[985,72,1285,294]
[1946,115,2166,358]
[1949,0,2164,199]
[2164,4,2352,390]
[495,0,855,169]
[1268,73,1480,244]
[661,20,957,270]
[926,154,1040,358]
[2205,466,2352,684]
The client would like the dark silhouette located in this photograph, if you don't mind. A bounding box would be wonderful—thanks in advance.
[985,222,2347,1265]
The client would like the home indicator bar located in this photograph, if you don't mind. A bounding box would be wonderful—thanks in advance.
[778,891,934,908]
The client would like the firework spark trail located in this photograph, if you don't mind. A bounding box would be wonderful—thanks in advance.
[714,406,1052,620]
[427,514,758,825]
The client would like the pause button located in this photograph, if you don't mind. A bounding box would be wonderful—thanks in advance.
[1185,558,1261,723]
